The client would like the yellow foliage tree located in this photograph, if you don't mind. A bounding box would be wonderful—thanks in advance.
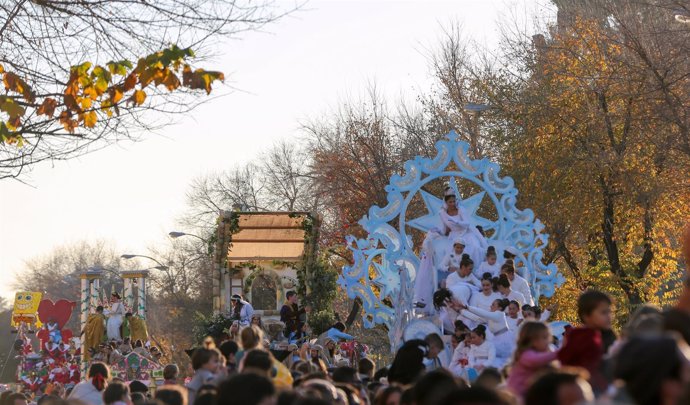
[502,17,690,322]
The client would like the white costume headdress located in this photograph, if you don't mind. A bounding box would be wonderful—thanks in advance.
[453,237,466,247]
[442,187,456,210]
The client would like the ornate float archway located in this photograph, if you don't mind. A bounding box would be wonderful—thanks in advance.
[338,132,565,335]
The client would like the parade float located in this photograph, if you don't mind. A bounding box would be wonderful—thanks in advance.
[338,132,567,350]
[8,268,163,396]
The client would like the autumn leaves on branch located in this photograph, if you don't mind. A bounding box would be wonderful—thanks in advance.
[0,45,224,147]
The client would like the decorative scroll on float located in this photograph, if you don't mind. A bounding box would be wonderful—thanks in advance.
[338,131,565,332]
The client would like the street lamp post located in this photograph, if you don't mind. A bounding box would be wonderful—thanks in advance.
[463,103,490,160]
[120,254,169,270]
[169,230,222,313]
[168,231,208,243]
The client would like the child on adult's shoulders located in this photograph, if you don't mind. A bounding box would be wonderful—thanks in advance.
[558,290,615,395]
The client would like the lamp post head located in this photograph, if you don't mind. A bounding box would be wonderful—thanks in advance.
[121,254,136,259]
[168,231,187,239]
[463,103,491,114]
[153,265,169,271]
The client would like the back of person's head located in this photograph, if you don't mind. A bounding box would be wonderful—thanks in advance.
[474,367,503,390]
[6,394,27,405]
[441,386,506,405]
[134,340,144,348]
[193,392,215,405]
[331,366,359,385]
[372,366,388,382]
[88,362,111,391]
[627,313,663,337]
[218,373,276,405]
[500,262,515,274]
[432,288,453,310]
[0,391,13,405]
[454,320,470,333]
[357,358,375,377]
[577,290,611,323]
[374,385,403,405]
[388,339,427,385]
[332,322,346,332]
[130,392,147,405]
[295,378,339,403]
[411,369,457,405]
[460,254,473,268]
[191,347,220,371]
[103,382,130,405]
[240,326,264,350]
[424,333,444,351]
[129,380,149,395]
[524,370,592,405]
[155,386,187,405]
[219,340,239,361]
[614,335,689,405]
[242,349,273,375]
[496,274,511,288]
[163,364,179,381]
[36,395,59,405]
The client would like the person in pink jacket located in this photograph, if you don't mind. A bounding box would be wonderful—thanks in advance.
[507,321,558,397]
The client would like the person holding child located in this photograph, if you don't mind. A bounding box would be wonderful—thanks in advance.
[457,298,516,368]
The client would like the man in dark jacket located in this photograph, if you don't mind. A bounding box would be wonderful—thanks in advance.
[280,291,309,340]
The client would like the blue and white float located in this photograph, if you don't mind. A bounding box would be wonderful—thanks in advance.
[337,131,565,348]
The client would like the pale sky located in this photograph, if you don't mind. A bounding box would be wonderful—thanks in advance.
[0,0,548,300]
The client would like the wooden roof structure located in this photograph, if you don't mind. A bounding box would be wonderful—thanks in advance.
[222,212,311,263]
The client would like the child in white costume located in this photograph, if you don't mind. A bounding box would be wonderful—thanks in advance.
[439,238,465,287]
[466,325,496,372]
[475,246,501,278]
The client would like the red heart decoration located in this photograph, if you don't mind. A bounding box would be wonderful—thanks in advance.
[37,299,76,329]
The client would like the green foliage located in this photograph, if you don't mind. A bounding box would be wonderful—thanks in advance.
[304,259,338,335]
[193,311,233,344]
[293,213,338,335]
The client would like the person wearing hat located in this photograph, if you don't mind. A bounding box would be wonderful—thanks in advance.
[230,294,254,327]
[500,246,519,267]
[105,292,126,342]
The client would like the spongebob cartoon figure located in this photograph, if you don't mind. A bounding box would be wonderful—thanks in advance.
[11,291,43,329]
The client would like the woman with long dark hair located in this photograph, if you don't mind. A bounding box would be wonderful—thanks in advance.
[388,339,428,385]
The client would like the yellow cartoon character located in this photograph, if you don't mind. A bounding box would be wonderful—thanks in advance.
[11,291,43,328]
